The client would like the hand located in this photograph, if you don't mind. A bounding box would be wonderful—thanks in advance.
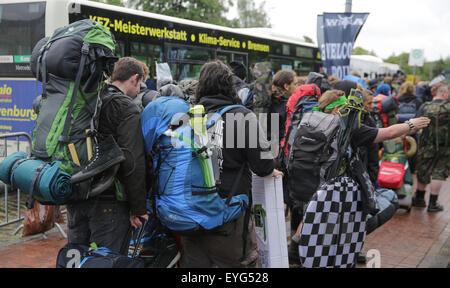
[130,214,149,229]
[409,117,430,130]
[265,169,284,178]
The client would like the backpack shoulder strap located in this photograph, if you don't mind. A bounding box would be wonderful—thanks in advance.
[206,105,246,129]
[58,42,90,144]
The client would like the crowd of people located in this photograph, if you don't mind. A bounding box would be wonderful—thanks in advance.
[65,56,448,268]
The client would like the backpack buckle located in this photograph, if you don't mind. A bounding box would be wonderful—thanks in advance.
[81,43,90,55]
[58,135,70,143]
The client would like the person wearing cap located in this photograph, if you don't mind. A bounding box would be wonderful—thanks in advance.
[229,61,250,104]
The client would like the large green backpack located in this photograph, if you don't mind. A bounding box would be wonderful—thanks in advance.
[419,101,450,152]
[30,19,118,201]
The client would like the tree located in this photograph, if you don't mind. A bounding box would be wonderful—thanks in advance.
[385,53,450,81]
[91,0,124,7]
[231,0,271,28]
[303,36,314,44]
[128,0,234,27]
[352,46,376,56]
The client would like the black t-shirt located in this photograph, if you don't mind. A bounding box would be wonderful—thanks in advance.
[351,124,379,147]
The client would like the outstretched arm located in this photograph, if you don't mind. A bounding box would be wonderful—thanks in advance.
[374,117,430,143]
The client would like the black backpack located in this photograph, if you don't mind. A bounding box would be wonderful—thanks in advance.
[287,111,341,202]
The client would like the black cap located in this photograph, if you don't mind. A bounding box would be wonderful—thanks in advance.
[368,79,379,90]
[229,61,247,80]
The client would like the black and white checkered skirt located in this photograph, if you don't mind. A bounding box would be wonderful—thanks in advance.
[299,176,367,268]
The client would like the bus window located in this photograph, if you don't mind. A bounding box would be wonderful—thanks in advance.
[168,62,203,81]
[271,58,294,73]
[282,44,290,56]
[295,46,313,58]
[179,63,203,80]
[294,60,314,76]
[116,41,125,58]
[232,53,247,68]
[248,53,268,66]
[166,45,213,62]
[216,51,231,64]
[130,42,161,79]
[0,2,45,77]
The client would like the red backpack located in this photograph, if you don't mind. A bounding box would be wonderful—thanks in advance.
[281,84,321,153]
[278,84,320,172]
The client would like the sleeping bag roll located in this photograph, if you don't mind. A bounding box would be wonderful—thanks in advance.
[0,152,73,205]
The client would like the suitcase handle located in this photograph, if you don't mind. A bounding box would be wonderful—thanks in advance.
[120,216,148,257]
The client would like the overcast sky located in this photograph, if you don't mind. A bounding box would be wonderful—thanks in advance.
[230,0,450,62]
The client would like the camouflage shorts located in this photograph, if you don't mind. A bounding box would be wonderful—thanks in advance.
[416,147,450,184]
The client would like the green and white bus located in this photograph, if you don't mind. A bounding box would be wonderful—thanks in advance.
[0,0,321,135]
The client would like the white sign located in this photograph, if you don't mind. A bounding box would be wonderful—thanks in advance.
[0,55,13,63]
[408,49,425,67]
[252,175,289,268]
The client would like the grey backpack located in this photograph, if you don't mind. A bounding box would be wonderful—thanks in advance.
[287,111,341,202]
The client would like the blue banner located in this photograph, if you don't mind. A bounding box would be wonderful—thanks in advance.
[321,13,369,79]
[0,80,41,137]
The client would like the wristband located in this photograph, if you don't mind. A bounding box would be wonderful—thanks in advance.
[405,120,415,131]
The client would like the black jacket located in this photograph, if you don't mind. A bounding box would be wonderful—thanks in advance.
[398,93,423,113]
[267,98,287,143]
[198,94,275,197]
[98,85,147,215]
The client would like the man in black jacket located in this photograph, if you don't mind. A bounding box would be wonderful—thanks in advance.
[179,60,283,268]
[66,57,148,253]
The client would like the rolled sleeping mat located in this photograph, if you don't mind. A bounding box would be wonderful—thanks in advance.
[11,159,73,205]
[0,151,27,185]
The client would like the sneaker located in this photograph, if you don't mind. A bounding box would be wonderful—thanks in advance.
[412,197,426,207]
[427,202,444,212]
[70,135,125,184]
[288,240,301,266]
[138,235,181,268]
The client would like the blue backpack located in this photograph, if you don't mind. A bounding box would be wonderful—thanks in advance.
[141,96,248,235]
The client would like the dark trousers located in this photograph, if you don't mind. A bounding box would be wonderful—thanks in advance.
[66,197,130,254]
[179,214,258,268]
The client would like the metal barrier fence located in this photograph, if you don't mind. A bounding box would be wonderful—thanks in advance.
[0,132,32,229]
[0,132,66,238]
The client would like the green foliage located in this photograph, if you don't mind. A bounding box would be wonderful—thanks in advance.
[352,46,377,56]
[231,0,271,28]
[303,36,314,44]
[126,0,270,28]
[127,0,234,26]
[385,53,450,81]
[91,0,124,7]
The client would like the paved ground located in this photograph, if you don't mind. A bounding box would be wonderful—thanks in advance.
[358,177,450,268]
[0,178,449,268]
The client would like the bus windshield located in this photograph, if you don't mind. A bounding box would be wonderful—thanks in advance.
[0,2,46,77]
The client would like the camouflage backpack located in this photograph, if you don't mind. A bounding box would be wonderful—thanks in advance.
[248,62,273,134]
[419,101,450,153]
